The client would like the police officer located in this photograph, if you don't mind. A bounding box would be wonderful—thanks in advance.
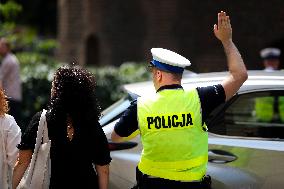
[111,11,248,189]
[260,47,281,71]
[255,47,284,122]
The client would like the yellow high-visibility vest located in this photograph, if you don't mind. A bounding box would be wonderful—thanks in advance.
[255,96,284,122]
[137,88,208,181]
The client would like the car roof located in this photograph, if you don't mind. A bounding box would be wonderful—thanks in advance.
[123,70,284,97]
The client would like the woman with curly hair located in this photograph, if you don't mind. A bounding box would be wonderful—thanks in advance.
[0,88,21,188]
[13,66,111,189]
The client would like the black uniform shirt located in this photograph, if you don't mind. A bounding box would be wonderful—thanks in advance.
[114,84,225,137]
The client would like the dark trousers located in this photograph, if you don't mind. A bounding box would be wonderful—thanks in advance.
[8,99,23,129]
[132,167,211,189]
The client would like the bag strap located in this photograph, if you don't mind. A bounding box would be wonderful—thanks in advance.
[42,111,49,144]
[33,109,48,154]
[24,109,48,183]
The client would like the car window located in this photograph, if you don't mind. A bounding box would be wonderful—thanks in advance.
[99,93,137,126]
[209,91,284,139]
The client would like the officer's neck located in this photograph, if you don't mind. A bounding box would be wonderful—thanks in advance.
[155,80,181,91]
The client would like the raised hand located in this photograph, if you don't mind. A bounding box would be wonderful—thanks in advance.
[214,11,232,43]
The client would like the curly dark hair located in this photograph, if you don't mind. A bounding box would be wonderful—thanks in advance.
[0,88,9,117]
[48,65,101,139]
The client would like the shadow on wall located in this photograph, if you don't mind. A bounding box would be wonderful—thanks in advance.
[86,34,100,66]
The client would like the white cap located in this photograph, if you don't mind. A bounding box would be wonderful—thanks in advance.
[151,48,191,68]
[260,48,281,59]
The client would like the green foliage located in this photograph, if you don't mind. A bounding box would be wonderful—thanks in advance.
[88,62,151,109]
[35,39,58,54]
[0,1,56,54]
[17,52,61,126]
[0,0,22,21]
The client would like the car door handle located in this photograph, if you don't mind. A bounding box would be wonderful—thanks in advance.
[108,141,138,151]
[208,149,237,163]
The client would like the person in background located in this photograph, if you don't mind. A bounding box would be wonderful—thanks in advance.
[260,47,281,71]
[0,38,22,129]
[112,11,247,189]
[0,87,21,189]
[255,47,284,123]
[12,66,111,189]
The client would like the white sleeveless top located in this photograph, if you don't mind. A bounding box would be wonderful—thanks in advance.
[0,114,21,189]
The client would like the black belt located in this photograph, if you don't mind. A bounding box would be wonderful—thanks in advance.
[134,167,212,189]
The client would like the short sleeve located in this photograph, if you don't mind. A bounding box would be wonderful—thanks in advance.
[17,111,42,150]
[197,84,225,124]
[92,122,112,165]
[114,100,139,137]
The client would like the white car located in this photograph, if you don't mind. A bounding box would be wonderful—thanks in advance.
[100,70,284,189]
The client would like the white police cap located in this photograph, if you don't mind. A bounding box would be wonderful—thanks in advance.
[260,48,281,59]
[151,48,191,73]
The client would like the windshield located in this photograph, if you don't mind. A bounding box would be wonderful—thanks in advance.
[99,93,138,126]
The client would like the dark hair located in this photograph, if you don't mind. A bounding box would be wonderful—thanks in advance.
[171,72,182,81]
[48,65,101,138]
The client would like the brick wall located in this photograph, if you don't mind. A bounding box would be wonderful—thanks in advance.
[58,0,284,71]
[57,0,85,65]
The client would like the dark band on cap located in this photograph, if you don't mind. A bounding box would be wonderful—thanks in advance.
[151,60,184,73]
[263,54,280,60]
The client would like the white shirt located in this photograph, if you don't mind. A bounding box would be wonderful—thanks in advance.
[0,53,22,101]
[0,114,21,189]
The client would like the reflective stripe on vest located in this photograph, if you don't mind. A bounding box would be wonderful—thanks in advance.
[137,88,208,181]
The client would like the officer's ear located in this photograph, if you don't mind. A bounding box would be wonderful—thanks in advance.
[156,70,162,82]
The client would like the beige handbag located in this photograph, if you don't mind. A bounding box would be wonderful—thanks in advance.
[17,110,51,189]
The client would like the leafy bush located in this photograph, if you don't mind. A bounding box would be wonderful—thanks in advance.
[0,1,22,21]
[35,39,58,54]
[89,62,151,109]
[17,52,60,126]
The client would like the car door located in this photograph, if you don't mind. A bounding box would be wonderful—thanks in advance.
[100,95,140,189]
[208,90,284,189]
